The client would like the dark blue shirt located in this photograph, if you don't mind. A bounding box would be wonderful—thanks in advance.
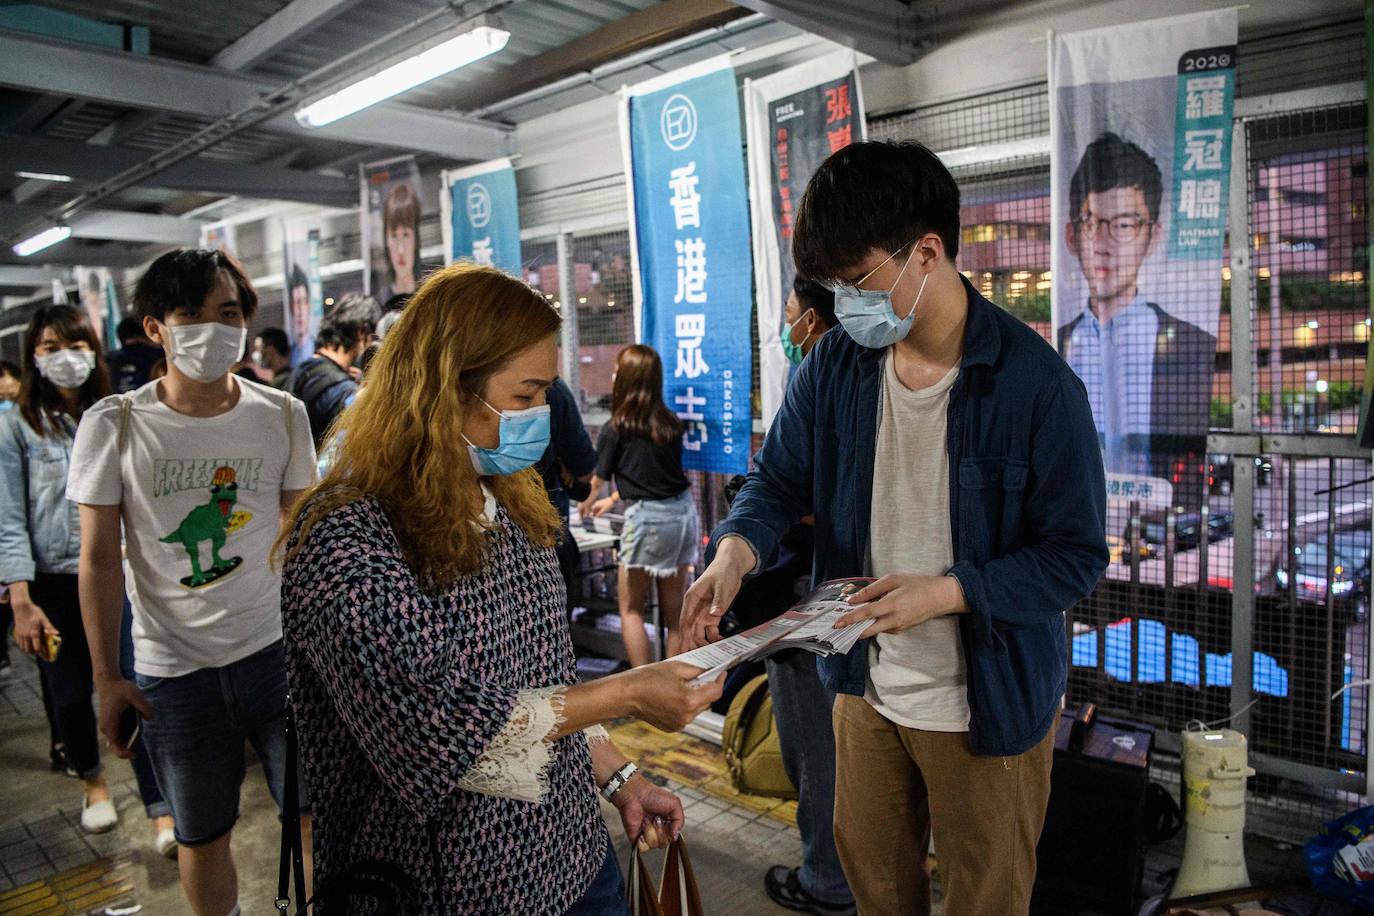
[712,276,1108,757]
[538,378,597,520]
[106,342,163,394]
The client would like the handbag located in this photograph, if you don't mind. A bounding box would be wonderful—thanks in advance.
[626,838,704,916]
[275,709,422,915]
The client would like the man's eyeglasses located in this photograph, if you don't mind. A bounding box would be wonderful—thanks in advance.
[1073,214,1152,243]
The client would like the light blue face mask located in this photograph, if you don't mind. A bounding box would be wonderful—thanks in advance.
[831,241,929,350]
[464,397,551,477]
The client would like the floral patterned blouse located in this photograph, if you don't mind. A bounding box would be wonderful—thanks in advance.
[281,493,608,914]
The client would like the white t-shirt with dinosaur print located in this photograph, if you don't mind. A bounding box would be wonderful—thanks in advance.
[69,377,317,677]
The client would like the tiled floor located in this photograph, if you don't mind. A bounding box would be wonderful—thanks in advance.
[0,656,832,915]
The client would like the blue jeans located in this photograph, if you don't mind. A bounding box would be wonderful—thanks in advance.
[135,639,304,846]
[120,600,169,819]
[766,651,853,906]
[563,831,629,916]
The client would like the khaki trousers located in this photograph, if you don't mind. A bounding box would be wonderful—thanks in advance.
[832,693,1055,916]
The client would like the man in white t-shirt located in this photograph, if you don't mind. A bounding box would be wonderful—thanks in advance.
[69,249,318,916]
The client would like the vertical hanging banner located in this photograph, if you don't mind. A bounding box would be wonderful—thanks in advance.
[282,217,324,367]
[73,267,119,345]
[441,158,522,274]
[744,50,866,429]
[620,56,753,475]
[1051,9,1236,513]
[361,156,425,301]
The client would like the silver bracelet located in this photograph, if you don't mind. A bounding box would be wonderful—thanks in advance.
[600,761,639,802]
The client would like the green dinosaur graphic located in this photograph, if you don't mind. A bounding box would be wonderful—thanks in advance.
[160,465,251,589]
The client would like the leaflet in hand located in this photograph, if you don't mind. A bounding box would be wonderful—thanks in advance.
[674,578,876,685]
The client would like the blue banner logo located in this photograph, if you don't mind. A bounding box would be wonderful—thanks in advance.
[1168,46,1236,260]
[628,64,753,475]
[448,162,521,275]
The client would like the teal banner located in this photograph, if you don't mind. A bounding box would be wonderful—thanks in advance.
[1168,48,1236,260]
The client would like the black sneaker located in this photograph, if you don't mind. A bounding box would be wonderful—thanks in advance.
[764,866,856,915]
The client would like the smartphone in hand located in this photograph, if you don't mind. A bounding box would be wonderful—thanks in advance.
[116,705,141,750]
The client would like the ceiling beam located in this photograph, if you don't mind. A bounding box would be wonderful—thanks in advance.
[0,134,358,208]
[444,0,751,111]
[0,204,201,245]
[728,0,926,66]
[0,29,513,160]
[213,0,369,71]
[0,265,65,287]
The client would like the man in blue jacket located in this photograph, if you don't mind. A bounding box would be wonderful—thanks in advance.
[682,141,1107,916]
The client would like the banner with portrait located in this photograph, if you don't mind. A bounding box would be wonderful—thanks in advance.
[1050,9,1237,511]
[441,157,522,275]
[744,50,865,429]
[281,216,324,367]
[361,155,426,303]
[620,56,753,475]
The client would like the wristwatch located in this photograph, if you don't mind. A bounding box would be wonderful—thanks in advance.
[600,761,639,802]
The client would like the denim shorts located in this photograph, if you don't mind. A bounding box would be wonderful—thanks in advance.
[620,490,699,577]
[134,639,306,846]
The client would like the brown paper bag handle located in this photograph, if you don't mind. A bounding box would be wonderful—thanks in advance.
[627,844,665,916]
[659,837,704,916]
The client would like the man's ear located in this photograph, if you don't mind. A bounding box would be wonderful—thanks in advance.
[143,316,168,349]
[1145,220,1165,258]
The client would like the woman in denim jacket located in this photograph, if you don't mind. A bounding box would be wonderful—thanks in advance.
[0,305,123,833]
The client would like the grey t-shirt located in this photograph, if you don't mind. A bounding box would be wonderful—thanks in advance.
[864,353,971,732]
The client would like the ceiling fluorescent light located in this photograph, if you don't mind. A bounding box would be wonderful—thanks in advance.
[295,21,510,128]
[13,226,72,257]
[15,171,73,183]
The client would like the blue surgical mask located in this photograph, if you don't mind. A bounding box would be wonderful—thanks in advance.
[832,243,929,350]
[463,397,551,477]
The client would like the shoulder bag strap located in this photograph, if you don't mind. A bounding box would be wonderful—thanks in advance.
[117,395,133,455]
[282,394,295,482]
[277,707,309,913]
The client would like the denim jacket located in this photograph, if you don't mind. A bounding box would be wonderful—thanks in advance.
[712,277,1108,757]
[0,407,81,583]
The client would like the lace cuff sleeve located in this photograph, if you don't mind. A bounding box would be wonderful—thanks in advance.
[583,724,612,746]
[455,686,565,803]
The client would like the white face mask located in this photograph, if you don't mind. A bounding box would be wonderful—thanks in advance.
[35,348,95,389]
[165,322,246,383]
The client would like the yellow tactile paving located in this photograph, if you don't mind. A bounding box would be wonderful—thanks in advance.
[608,719,799,827]
[0,856,136,915]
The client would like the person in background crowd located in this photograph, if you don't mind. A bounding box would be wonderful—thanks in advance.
[682,141,1108,916]
[0,305,119,834]
[536,378,597,608]
[69,248,318,916]
[0,361,21,406]
[751,276,853,916]
[288,264,314,367]
[279,263,721,913]
[0,361,18,679]
[382,184,420,299]
[580,345,699,667]
[254,327,293,389]
[105,317,164,394]
[288,293,382,447]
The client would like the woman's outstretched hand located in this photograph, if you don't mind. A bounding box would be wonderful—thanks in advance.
[623,661,724,733]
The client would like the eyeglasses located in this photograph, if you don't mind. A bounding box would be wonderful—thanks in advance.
[819,237,920,292]
[1073,214,1152,243]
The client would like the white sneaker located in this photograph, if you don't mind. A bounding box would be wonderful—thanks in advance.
[154,827,178,858]
[80,796,118,833]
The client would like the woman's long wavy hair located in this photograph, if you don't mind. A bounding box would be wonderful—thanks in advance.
[19,304,111,436]
[278,263,563,589]
[610,344,681,446]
